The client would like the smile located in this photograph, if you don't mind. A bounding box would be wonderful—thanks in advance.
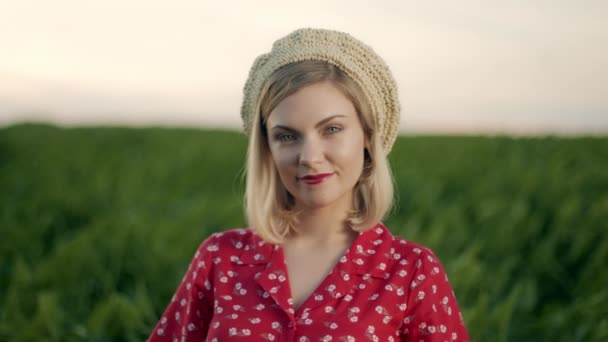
[298,172,334,185]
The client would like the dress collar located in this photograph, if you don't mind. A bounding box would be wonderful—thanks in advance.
[232,223,396,316]
[233,222,395,279]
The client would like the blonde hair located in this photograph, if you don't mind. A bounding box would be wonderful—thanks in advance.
[244,60,395,244]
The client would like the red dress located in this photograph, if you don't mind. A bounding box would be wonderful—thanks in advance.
[148,223,470,341]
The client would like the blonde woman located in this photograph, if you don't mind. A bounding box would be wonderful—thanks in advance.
[148,28,470,341]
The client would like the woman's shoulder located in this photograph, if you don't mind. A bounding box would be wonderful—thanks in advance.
[377,223,442,261]
[193,227,267,258]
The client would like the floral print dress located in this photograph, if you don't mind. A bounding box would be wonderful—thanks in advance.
[148,223,470,341]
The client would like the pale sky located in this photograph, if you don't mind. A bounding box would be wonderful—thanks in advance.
[1,0,607,134]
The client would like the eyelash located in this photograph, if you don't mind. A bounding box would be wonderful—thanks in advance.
[275,125,343,142]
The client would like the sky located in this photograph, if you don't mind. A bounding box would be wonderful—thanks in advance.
[1,0,606,135]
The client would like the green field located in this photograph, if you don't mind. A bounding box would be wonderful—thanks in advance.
[1,123,606,341]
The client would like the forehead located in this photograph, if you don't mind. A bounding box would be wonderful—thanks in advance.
[267,81,358,128]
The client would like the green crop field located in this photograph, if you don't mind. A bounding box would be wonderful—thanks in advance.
[1,123,606,341]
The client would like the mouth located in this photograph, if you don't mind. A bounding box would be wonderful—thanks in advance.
[298,172,334,185]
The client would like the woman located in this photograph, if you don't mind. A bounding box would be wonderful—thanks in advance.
[148,28,470,341]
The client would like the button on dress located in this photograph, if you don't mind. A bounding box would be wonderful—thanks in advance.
[148,223,470,341]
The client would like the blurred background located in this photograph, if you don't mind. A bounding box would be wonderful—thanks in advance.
[1,1,607,341]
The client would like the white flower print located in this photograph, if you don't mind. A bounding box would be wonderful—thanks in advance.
[147,226,469,342]
[261,332,275,341]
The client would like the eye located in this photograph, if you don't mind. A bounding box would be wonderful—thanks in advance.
[326,125,342,134]
[277,133,296,142]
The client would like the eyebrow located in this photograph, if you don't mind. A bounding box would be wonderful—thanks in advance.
[270,114,347,132]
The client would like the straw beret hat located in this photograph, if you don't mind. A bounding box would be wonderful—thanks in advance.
[240,27,401,154]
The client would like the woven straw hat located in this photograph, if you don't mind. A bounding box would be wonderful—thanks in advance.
[240,27,401,154]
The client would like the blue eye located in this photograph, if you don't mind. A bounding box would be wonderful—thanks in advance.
[278,134,296,142]
[327,126,342,134]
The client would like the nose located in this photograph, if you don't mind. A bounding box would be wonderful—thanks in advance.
[298,136,324,167]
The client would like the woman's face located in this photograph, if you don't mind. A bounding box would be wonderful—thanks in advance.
[266,80,366,211]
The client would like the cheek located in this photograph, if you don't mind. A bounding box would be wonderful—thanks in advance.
[270,148,296,176]
[336,135,365,168]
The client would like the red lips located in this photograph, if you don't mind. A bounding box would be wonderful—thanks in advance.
[299,173,334,184]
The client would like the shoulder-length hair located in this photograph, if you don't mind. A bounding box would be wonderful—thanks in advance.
[244,60,395,244]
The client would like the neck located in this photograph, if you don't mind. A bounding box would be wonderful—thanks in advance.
[288,198,356,247]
